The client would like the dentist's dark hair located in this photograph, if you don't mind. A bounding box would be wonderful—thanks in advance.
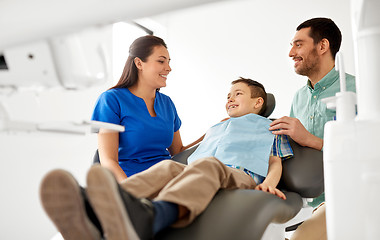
[297,17,342,59]
[231,77,267,116]
[110,35,167,90]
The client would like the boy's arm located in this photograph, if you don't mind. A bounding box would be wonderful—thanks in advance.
[255,156,286,200]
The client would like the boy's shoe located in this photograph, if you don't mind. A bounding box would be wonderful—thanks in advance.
[86,165,154,240]
[40,169,102,240]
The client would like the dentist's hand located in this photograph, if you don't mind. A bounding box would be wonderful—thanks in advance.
[269,116,323,150]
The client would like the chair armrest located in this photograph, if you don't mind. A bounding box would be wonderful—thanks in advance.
[156,189,302,240]
[279,138,324,198]
[93,144,199,166]
[93,149,100,164]
[171,145,199,164]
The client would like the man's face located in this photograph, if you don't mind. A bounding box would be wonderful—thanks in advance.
[289,27,320,77]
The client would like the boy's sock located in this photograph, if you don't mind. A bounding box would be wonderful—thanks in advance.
[152,200,179,234]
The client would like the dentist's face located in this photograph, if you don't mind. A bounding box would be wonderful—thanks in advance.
[226,82,259,117]
[137,45,171,89]
[289,27,320,77]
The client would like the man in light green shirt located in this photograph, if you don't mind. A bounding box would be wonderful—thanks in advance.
[269,17,356,240]
[290,67,355,209]
[290,68,355,141]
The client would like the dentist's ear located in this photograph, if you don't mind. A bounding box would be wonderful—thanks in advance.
[134,57,143,70]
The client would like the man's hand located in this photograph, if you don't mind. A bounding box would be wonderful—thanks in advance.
[269,116,309,144]
[255,183,286,200]
[269,116,323,150]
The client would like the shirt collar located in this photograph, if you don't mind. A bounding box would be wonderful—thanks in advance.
[307,68,339,92]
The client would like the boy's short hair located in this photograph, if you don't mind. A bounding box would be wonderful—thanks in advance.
[231,77,267,116]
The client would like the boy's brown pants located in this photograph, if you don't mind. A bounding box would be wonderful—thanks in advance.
[119,157,257,227]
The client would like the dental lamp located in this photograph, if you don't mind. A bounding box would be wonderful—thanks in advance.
[0,102,124,134]
[0,0,226,134]
[0,26,116,134]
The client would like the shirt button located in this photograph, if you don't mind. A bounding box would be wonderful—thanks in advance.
[313,96,317,99]
[323,87,326,90]
[310,115,314,119]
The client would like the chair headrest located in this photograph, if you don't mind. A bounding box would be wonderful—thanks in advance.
[262,93,275,118]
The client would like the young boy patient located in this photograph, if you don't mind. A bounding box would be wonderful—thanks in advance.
[40,77,293,240]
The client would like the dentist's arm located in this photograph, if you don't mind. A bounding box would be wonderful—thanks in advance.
[269,116,323,151]
[169,117,228,156]
[97,129,128,182]
[169,130,205,156]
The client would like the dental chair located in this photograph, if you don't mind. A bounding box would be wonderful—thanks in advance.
[93,93,324,240]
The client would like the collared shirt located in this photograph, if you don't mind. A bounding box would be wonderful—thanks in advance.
[290,68,356,207]
[290,68,356,140]
[271,134,293,160]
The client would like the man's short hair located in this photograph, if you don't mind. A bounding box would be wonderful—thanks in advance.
[297,17,342,59]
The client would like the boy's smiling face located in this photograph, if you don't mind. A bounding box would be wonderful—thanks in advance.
[226,82,263,118]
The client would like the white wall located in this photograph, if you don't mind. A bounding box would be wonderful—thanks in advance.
[0,0,354,239]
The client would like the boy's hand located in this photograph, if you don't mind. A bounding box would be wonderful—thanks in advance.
[255,183,286,200]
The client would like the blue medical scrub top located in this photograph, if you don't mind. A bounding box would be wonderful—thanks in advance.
[92,88,181,176]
